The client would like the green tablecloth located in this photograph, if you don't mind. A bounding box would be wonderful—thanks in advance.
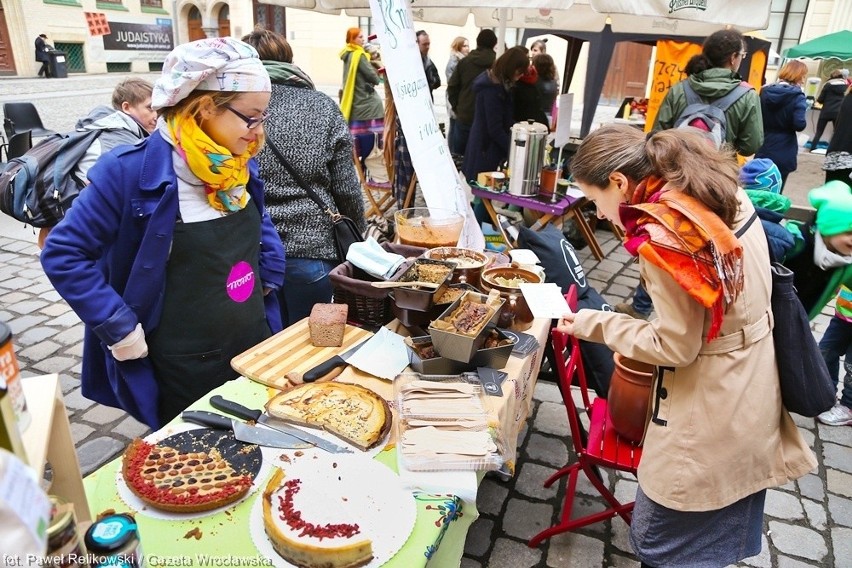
[83,378,477,567]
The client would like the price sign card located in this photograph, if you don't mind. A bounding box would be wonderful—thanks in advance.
[519,283,572,319]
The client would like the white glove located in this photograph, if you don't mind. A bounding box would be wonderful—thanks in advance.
[108,323,148,361]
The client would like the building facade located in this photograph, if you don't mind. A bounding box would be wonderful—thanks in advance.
[0,0,275,77]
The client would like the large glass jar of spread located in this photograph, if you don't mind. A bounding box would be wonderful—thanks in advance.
[45,496,88,568]
[84,513,142,567]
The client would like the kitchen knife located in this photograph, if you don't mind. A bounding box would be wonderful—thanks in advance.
[181,410,313,449]
[209,395,353,454]
[302,336,372,382]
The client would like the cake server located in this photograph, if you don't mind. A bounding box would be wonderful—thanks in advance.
[181,410,313,450]
[301,335,372,382]
[209,396,354,454]
[304,327,409,382]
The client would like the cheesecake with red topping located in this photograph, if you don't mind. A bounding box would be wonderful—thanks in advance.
[262,468,373,568]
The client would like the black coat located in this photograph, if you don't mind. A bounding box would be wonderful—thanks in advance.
[755,82,806,175]
[423,56,441,95]
[512,81,548,127]
[34,36,49,62]
[447,48,496,126]
[817,78,848,119]
[827,92,852,155]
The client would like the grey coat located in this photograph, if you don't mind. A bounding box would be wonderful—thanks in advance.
[74,106,149,181]
[256,80,365,262]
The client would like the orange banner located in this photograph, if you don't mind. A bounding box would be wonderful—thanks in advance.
[747,49,767,94]
[645,40,702,131]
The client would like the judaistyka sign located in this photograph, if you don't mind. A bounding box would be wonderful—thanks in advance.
[103,22,173,51]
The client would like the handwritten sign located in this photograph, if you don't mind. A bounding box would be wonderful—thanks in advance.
[644,39,702,131]
[369,0,484,249]
[553,93,574,149]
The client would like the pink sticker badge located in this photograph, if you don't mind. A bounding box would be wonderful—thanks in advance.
[226,261,255,303]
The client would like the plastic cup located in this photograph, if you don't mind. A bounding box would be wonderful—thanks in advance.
[394,208,464,249]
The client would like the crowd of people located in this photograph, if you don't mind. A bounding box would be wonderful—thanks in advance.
[25,23,852,568]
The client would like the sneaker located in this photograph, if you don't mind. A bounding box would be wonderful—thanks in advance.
[817,403,852,426]
[614,302,650,320]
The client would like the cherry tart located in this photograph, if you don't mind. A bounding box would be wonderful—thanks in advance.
[122,438,253,513]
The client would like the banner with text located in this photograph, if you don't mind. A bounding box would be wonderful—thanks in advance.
[102,21,174,52]
[645,39,702,131]
[646,37,769,131]
[368,0,484,249]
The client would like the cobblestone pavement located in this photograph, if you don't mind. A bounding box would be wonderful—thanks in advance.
[1,74,850,567]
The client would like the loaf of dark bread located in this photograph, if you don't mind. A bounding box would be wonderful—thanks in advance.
[309,304,348,347]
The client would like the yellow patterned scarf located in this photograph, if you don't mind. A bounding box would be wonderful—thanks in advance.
[167,114,257,212]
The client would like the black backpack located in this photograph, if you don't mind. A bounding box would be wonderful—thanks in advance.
[674,82,753,148]
[0,129,101,227]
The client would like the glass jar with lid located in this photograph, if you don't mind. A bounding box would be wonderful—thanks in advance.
[84,513,142,567]
[46,496,87,568]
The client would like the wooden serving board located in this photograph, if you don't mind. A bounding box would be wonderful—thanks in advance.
[231,317,373,390]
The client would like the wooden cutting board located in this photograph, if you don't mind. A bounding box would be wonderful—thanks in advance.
[231,317,373,390]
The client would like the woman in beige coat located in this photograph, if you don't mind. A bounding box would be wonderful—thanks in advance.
[558,125,816,568]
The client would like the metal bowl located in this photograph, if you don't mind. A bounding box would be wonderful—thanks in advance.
[423,247,489,288]
[479,265,543,331]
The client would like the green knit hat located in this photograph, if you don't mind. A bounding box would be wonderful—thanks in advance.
[809,181,852,236]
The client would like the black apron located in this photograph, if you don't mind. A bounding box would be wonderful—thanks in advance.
[148,205,271,424]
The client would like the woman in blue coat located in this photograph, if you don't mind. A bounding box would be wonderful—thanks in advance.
[755,60,808,191]
[40,38,286,429]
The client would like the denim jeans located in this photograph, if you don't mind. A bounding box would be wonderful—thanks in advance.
[632,284,653,316]
[819,316,852,408]
[277,258,337,327]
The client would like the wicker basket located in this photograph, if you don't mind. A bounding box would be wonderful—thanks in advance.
[330,242,426,328]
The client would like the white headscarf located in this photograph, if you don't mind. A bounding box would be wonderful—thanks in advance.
[151,37,271,110]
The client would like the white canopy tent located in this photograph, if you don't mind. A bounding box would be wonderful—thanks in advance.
[259,0,769,33]
[255,0,770,250]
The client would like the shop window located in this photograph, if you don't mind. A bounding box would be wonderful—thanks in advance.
[96,0,128,11]
[141,0,167,14]
[107,62,131,73]
[54,42,85,73]
[253,0,286,35]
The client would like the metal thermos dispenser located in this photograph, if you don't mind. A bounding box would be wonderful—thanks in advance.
[507,120,549,196]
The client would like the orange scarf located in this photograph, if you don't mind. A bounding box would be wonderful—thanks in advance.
[621,176,744,341]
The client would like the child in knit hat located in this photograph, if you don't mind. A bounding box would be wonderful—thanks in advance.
[40,37,285,429]
[776,179,852,425]
[740,158,783,194]
[796,180,852,426]
[739,158,795,261]
[783,180,852,320]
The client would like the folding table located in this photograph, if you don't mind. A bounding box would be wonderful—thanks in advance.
[471,186,607,261]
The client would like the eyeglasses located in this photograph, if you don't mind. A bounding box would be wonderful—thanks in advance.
[739,51,748,58]
[224,105,270,129]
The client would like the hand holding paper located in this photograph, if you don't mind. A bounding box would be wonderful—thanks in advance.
[556,312,576,335]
